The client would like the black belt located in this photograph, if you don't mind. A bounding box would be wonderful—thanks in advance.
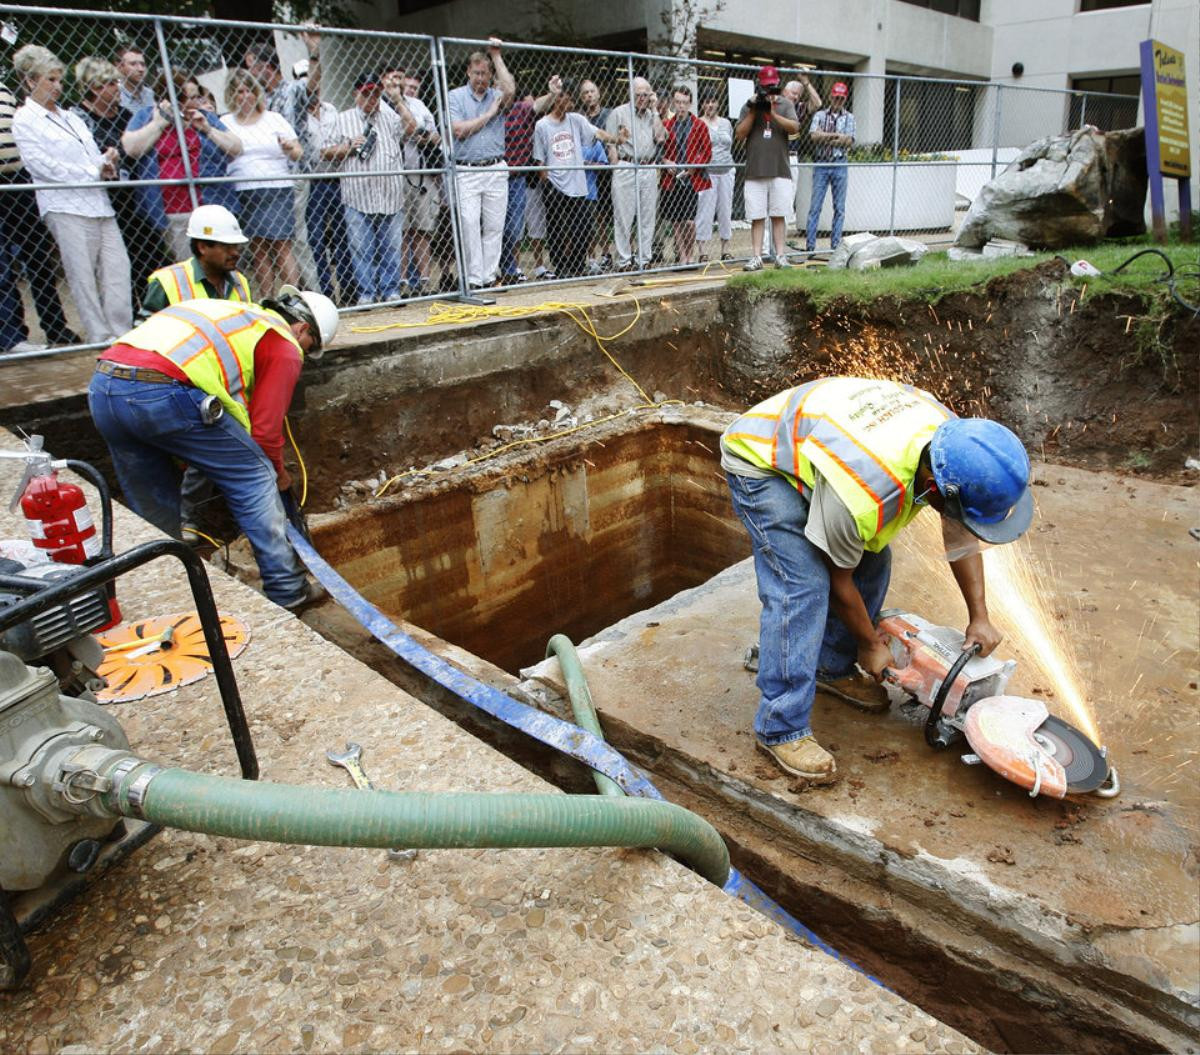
[96,360,183,385]
[458,157,502,167]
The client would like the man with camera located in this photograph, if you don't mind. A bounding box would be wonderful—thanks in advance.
[735,65,799,272]
[805,81,856,254]
[324,71,416,305]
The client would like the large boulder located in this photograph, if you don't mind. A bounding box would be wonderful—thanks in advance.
[957,127,1147,249]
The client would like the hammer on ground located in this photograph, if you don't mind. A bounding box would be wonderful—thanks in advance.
[324,741,417,862]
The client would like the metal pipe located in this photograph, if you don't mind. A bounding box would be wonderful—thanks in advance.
[889,79,902,237]
[990,84,1003,179]
[152,17,200,211]
[430,35,474,304]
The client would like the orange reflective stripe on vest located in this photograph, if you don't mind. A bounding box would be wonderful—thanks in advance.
[155,303,262,413]
[722,378,952,549]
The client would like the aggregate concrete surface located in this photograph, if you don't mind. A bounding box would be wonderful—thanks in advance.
[523,461,1200,1050]
[0,452,978,1052]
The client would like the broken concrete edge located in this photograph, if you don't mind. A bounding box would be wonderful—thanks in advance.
[513,559,1200,1042]
[307,402,732,525]
[323,286,720,370]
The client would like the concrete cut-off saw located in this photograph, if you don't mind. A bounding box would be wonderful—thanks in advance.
[877,610,1119,800]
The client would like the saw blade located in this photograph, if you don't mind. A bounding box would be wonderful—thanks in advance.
[1032,715,1108,793]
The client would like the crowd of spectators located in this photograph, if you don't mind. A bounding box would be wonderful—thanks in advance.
[0,29,854,352]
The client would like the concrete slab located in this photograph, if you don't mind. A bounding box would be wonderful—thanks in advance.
[522,462,1200,1052]
[0,453,976,1052]
[0,276,732,415]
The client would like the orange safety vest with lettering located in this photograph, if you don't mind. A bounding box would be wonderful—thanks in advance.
[721,377,953,551]
[146,259,252,306]
[118,299,301,432]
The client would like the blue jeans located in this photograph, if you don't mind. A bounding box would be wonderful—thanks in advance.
[307,178,356,302]
[726,472,891,745]
[343,205,401,303]
[500,175,527,277]
[806,163,849,251]
[88,372,307,607]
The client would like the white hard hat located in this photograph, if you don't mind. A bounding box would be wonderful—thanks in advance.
[185,204,248,245]
[278,284,339,358]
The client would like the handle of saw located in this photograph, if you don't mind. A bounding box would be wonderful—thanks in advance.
[923,643,980,749]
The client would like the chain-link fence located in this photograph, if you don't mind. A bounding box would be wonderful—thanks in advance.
[0,6,1144,359]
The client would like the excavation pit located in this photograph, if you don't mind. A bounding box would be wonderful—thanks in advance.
[310,418,748,675]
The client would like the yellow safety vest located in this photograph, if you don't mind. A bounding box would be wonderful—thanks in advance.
[147,259,252,306]
[119,299,301,431]
[722,377,953,552]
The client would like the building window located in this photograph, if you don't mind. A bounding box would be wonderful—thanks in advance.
[1079,0,1149,12]
[883,78,979,153]
[894,0,981,21]
[1068,74,1140,130]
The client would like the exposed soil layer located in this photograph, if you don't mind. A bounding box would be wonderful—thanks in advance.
[715,260,1199,481]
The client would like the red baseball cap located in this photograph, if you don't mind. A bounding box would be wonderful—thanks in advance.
[831,81,849,98]
[757,65,781,87]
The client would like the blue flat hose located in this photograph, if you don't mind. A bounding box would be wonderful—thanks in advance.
[287,527,884,986]
[287,528,663,800]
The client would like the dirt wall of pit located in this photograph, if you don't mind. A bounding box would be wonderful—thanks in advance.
[714,261,1199,480]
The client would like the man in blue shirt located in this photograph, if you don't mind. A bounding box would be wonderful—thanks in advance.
[447,37,516,289]
[805,81,856,254]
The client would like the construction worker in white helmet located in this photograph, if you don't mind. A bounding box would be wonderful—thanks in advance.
[140,204,253,318]
[88,287,340,610]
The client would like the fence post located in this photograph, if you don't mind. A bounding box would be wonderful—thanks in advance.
[888,77,901,237]
[625,53,643,272]
[990,83,1002,180]
[431,36,483,305]
[152,17,200,212]
[1079,92,1088,130]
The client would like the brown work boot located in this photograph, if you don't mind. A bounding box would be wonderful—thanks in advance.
[757,736,837,784]
[817,672,891,714]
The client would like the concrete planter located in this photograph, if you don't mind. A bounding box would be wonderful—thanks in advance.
[793,161,958,233]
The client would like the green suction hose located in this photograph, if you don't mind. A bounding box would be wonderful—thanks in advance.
[546,633,624,797]
[104,765,730,887]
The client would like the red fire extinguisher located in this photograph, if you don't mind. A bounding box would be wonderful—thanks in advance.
[16,452,121,630]
[20,464,101,564]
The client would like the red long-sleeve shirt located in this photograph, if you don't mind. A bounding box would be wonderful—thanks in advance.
[661,114,712,193]
[100,330,302,487]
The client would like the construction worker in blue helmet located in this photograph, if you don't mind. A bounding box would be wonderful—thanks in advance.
[721,377,1034,784]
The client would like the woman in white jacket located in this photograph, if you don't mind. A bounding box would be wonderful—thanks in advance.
[11,44,131,343]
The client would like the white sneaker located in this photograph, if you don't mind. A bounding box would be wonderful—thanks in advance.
[6,339,47,353]
[742,256,763,272]
[532,265,549,279]
[775,255,791,269]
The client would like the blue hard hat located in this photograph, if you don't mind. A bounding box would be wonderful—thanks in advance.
[929,418,1033,544]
